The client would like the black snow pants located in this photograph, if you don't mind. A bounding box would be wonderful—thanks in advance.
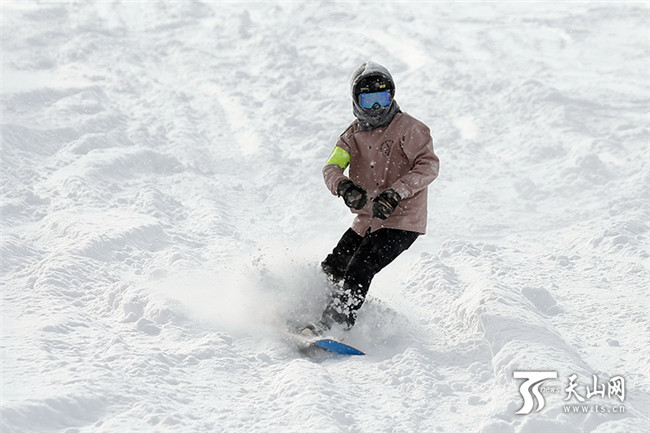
[320,228,419,328]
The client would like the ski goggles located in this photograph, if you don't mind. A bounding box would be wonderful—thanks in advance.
[359,90,391,109]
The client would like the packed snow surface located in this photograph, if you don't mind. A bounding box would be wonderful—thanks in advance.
[2,2,649,433]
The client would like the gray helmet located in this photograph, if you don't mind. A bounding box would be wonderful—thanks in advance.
[350,61,396,104]
[350,61,400,130]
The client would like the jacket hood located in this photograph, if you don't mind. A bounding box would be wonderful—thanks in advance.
[350,61,400,131]
[350,61,395,97]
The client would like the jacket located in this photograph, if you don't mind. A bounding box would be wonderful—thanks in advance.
[323,112,439,235]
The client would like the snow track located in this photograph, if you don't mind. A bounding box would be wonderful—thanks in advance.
[2,2,649,433]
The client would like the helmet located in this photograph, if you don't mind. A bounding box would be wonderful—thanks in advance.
[350,61,396,105]
[353,74,395,104]
[349,61,400,130]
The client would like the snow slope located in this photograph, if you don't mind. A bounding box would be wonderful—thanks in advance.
[2,1,649,432]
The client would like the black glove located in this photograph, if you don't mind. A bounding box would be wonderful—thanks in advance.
[337,179,368,210]
[372,189,401,219]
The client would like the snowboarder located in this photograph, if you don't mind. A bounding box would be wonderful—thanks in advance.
[302,61,440,337]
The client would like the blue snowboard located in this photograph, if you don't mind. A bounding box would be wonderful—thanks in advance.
[311,339,365,356]
[285,331,365,357]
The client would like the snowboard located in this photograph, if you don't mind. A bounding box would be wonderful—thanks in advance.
[285,331,365,358]
[309,338,365,356]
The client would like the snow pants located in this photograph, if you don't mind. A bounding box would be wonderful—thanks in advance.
[320,228,419,327]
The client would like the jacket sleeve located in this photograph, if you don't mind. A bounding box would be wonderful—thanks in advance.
[322,129,354,196]
[390,127,439,200]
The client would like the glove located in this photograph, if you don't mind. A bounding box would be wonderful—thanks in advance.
[372,189,401,219]
[337,179,368,210]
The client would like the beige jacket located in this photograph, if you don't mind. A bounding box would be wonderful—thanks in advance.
[323,112,439,235]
